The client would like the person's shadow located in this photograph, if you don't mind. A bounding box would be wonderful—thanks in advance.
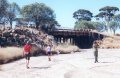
[31,66,51,69]
[100,61,113,63]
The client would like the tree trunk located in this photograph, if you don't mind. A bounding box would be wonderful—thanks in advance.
[3,21,5,30]
[10,20,12,29]
[113,29,116,35]
[106,21,109,32]
[35,18,39,29]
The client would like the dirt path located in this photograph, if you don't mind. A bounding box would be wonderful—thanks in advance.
[1,49,120,78]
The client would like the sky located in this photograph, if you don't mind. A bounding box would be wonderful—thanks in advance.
[8,0,120,29]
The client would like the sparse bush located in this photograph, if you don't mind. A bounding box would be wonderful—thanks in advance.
[52,43,80,54]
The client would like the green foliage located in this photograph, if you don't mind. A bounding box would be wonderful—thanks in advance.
[74,20,107,32]
[99,6,119,13]
[95,6,120,34]
[7,2,21,28]
[95,12,106,18]
[98,6,119,22]
[108,21,120,34]
[74,20,95,29]
[92,22,106,32]
[0,0,9,19]
[21,2,57,30]
[113,14,120,22]
[73,9,93,21]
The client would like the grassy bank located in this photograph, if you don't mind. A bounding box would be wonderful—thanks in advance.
[0,47,23,64]
[0,44,80,64]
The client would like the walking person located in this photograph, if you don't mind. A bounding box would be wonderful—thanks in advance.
[46,44,52,61]
[23,41,32,69]
[93,41,99,63]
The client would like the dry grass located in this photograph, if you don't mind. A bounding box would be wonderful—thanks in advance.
[100,37,120,49]
[0,43,80,64]
[0,46,47,64]
[52,43,80,54]
[0,47,23,64]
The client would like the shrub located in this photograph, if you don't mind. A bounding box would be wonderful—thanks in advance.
[52,43,80,54]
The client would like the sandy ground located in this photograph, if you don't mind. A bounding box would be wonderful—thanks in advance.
[1,49,120,78]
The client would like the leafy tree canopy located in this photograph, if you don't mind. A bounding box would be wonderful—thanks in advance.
[73,9,93,21]
[21,2,57,30]
[108,21,120,34]
[113,14,120,22]
[7,2,21,28]
[0,0,9,19]
[98,6,119,22]
[74,20,95,29]
[92,22,106,32]
[99,6,119,13]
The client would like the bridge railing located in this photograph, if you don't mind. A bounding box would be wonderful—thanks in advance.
[48,29,94,36]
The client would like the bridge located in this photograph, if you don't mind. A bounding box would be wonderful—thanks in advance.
[49,29,106,48]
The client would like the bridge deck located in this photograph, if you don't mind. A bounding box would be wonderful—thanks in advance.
[49,29,97,36]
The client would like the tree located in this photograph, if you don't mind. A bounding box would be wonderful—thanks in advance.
[7,2,21,28]
[92,22,106,32]
[0,0,9,27]
[95,6,119,31]
[21,2,57,29]
[99,6,119,22]
[73,9,93,21]
[95,12,106,21]
[108,21,119,34]
[0,0,8,17]
[74,20,95,29]
[113,14,120,22]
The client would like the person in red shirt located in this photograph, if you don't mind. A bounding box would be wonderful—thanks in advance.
[23,41,32,69]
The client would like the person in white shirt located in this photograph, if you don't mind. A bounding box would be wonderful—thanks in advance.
[46,45,52,61]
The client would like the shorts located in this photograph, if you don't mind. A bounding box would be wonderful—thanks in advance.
[25,53,30,60]
[48,51,51,55]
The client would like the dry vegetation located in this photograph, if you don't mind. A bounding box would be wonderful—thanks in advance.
[0,46,43,64]
[0,47,23,64]
[0,27,81,64]
[0,43,80,64]
[52,43,80,54]
[100,37,120,49]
